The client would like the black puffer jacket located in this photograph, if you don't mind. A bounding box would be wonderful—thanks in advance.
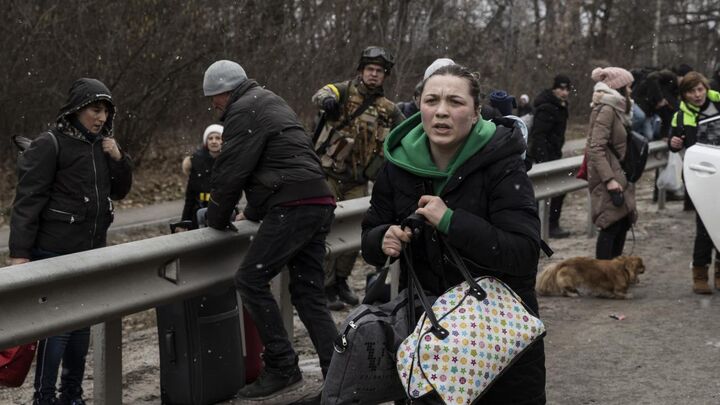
[207,80,331,228]
[10,78,133,258]
[362,123,545,404]
[527,88,568,163]
[181,147,215,228]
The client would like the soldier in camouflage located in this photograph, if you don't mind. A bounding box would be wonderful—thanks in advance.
[312,46,405,310]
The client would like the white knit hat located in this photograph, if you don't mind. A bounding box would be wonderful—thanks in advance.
[203,124,223,145]
[424,58,456,80]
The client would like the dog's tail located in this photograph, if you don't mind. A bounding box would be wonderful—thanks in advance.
[536,262,560,296]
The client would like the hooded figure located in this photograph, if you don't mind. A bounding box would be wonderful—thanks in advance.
[9,77,132,405]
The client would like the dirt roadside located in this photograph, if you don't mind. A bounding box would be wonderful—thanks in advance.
[2,175,720,404]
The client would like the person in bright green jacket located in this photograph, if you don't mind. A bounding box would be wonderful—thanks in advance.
[668,71,720,294]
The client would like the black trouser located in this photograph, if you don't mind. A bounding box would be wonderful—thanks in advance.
[548,195,566,228]
[31,248,89,402]
[234,204,338,376]
[596,215,632,260]
[693,213,719,267]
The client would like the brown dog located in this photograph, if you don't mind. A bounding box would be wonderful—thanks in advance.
[536,256,645,299]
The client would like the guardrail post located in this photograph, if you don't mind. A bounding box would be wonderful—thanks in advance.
[657,188,666,210]
[538,199,550,241]
[92,319,123,405]
[586,189,596,238]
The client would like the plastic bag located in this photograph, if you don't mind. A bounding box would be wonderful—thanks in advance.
[657,152,684,192]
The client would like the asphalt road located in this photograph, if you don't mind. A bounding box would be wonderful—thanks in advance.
[0,200,184,254]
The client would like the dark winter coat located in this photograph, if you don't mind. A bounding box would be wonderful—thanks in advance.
[10,78,133,259]
[527,88,568,163]
[207,80,332,228]
[711,68,720,92]
[396,100,419,118]
[362,117,545,404]
[633,69,679,138]
[517,104,533,117]
[181,147,216,229]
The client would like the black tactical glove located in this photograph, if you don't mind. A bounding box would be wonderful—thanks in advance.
[322,97,341,120]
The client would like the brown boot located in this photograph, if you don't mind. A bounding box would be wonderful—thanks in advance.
[714,263,720,290]
[692,266,712,294]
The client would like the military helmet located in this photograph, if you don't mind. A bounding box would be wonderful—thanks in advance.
[357,46,395,74]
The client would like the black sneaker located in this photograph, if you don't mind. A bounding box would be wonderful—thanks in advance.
[58,386,85,405]
[549,226,570,239]
[236,366,303,400]
[335,277,359,306]
[32,397,58,405]
[57,397,85,405]
[325,286,345,311]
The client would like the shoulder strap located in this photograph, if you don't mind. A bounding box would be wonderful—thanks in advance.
[677,110,686,136]
[47,131,59,157]
[335,90,378,133]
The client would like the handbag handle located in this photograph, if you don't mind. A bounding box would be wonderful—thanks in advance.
[399,213,448,339]
[438,235,488,302]
[402,244,449,340]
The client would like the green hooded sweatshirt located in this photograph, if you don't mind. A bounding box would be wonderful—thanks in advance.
[383,112,496,233]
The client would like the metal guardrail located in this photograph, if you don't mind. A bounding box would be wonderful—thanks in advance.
[529,140,669,239]
[0,141,668,403]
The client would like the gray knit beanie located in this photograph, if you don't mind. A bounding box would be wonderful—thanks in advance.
[203,60,248,96]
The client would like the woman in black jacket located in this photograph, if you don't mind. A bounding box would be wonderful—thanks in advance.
[9,78,132,405]
[176,124,223,230]
[362,64,545,404]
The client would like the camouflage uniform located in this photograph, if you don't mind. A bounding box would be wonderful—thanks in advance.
[312,77,404,285]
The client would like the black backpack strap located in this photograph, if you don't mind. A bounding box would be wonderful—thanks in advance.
[677,110,686,137]
[540,239,554,257]
[47,131,59,157]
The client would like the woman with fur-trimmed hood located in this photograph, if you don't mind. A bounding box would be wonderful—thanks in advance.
[585,67,637,260]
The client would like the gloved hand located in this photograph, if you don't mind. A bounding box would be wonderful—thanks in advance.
[206,202,239,232]
[322,97,341,119]
[609,190,625,207]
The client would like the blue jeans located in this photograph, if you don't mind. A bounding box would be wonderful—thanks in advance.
[31,248,89,402]
[234,204,337,376]
[631,104,661,141]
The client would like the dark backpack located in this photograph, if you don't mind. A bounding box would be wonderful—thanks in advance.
[620,128,649,183]
[591,105,649,184]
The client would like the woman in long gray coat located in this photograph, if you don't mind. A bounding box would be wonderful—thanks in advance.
[586,67,637,259]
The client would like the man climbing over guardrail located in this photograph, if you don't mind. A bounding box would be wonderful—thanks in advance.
[202,59,337,403]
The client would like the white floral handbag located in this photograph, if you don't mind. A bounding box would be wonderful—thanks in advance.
[396,237,546,405]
